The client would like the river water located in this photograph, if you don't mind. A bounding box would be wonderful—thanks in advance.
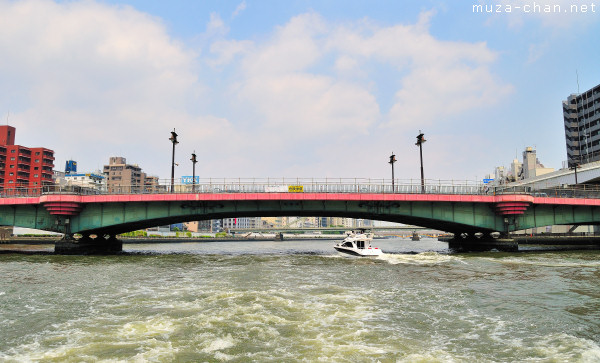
[1,238,599,362]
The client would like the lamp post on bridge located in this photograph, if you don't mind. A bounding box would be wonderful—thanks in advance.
[570,161,581,185]
[169,129,179,193]
[191,151,197,192]
[389,152,397,192]
[415,131,426,193]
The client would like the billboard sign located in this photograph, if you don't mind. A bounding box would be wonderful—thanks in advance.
[181,176,200,184]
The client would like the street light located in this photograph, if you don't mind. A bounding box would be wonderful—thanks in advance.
[169,129,179,193]
[570,161,581,185]
[388,152,397,192]
[191,151,198,192]
[415,131,426,193]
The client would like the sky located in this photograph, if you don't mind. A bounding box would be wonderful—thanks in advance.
[0,0,599,183]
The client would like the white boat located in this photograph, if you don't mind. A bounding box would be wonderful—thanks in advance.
[334,229,383,257]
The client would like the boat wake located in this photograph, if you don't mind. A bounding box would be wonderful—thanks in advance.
[377,251,465,265]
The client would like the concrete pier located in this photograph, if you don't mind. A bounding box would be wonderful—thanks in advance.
[54,235,123,255]
[444,235,518,252]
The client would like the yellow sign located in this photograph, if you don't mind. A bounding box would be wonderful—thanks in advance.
[288,185,304,193]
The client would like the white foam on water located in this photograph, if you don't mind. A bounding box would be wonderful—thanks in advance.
[213,351,235,361]
[377,251,465,265]
[118,317,176,339]
[480,256,600,268]
[1,314,181,362]
[529,333,600,361]
[201,334,237,353]
[397,350,459,363]
[126,340,178,362]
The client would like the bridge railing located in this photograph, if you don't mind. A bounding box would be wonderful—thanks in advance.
[1,178,600,199]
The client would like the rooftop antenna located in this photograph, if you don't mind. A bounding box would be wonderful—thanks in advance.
[5,110,9,125]
[576,69,580,94]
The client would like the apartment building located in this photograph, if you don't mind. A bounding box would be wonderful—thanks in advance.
[0,125,54,189]
[563,83,600,166]
[222,217,261,230]
[102,156,159,193]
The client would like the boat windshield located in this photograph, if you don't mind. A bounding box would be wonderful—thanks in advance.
[342,242,354,248]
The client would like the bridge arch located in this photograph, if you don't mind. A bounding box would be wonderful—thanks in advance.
[69,194,504,236]
[2,192,600,241]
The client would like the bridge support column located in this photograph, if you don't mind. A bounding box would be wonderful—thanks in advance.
[447,232,518,252]
[55,233,123,255]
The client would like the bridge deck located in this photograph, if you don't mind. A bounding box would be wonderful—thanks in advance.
[0,192,597,207]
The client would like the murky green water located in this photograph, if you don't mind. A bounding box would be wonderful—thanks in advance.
[1,239,599,362]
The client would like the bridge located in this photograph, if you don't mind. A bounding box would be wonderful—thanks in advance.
[1,178,600,253]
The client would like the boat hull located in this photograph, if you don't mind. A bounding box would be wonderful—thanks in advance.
[334,246,382,257]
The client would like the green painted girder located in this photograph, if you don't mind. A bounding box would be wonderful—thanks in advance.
[517,204,600,231]
[3,194,600,235]
[67,200,505,235]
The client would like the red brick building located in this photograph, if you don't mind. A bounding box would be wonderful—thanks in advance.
[0,126,55,189]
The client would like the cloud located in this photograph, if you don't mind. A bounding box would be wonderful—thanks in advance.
[232,1,246,19]
[0,0,217,176]
[240,13,327,75]
[226,11,510,147]
[205,12,229,38]
[527,41,550,63]
[197,11,511,178]
[324,16,510,126]
[208,39,253,67]
[0,1,512,180]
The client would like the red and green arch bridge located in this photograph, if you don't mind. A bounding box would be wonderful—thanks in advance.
[1,185,599,253]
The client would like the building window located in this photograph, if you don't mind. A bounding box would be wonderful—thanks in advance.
[35,152,40,155]
[10,150,15,153]
[10,157,15,161]
[34,174,38,178]
[9,172,13,176]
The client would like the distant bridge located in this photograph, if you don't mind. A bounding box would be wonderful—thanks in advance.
[228,226,428,233]
[1,179,600,252]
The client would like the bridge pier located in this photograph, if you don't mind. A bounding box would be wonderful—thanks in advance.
[447,232,518,252]
[54,233,123,255]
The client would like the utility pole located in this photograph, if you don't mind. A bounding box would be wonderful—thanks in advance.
[416,131,426,193]
[169,129,179,193]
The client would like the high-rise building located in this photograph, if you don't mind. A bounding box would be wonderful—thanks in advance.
[563,83,600,167]
[0,125,54,189]
[102,156,159,193]
[65,160,77,174]
[521,147,554,179]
